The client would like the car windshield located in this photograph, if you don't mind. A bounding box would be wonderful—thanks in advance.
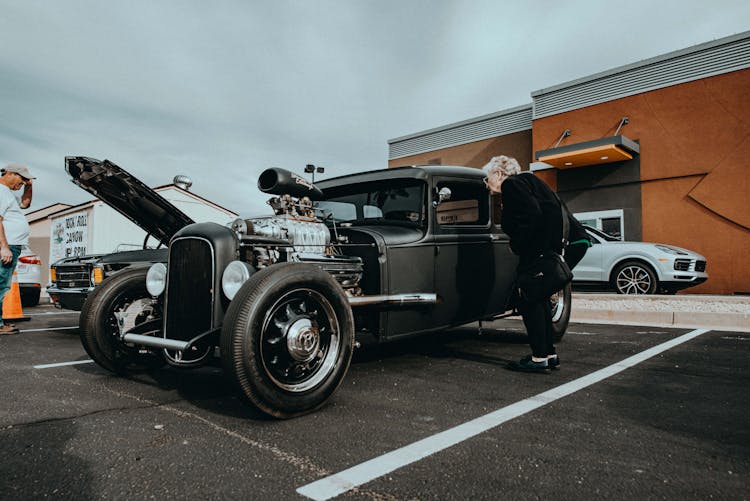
[584,224,620,242]
[316,179,426,226]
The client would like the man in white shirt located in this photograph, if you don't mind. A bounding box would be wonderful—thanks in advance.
[0,163,34,335]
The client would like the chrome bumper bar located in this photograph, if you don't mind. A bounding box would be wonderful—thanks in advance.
[122,333,190,351]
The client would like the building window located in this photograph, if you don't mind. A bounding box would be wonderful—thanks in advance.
[574,209,624,240]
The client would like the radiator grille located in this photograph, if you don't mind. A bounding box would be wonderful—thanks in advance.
[674,259,691,271]
[165,238,214,341]
[54,265,91,288]
[673,259,707,272]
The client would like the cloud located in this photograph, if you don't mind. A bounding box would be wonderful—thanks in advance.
[1,0,748,218]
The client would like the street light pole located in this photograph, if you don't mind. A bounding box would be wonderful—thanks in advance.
[304,164,325,184]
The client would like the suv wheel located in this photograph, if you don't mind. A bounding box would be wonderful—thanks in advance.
[612,261,658,294]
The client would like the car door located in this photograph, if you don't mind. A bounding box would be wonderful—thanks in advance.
[432,177,515,328]
[572,230,604,281]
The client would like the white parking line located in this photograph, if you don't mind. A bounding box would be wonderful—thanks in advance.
[34,359,93,369]
[24,311,80,316]
[297,328,710,500]
[21,326,79,333]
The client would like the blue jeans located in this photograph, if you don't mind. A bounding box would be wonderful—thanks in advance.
[0,245,22,326]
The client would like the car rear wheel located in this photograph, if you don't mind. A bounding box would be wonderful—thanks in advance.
[221,263,354,419]
[612,260,658,295]
[79,268,165,374]
[551,283,572,342]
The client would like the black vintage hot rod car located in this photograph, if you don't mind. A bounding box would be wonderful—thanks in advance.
[66,156,571,418]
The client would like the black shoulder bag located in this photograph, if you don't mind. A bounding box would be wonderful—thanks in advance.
[516,190,574,301]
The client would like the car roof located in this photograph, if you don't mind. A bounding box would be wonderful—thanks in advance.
[316,165,484,189]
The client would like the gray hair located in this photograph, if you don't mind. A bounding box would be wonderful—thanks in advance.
[482,155,521,177]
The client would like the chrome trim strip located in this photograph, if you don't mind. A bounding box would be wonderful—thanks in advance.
[46,287,95,294]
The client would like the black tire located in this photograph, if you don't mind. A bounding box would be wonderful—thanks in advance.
[612,260,658,295]
[220,263,354,419]
[21,289,40,307]
[79,267,164,374]
[551,283,572,342]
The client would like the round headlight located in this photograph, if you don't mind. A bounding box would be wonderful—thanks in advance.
[222,260,255,300]
[146,263,167,297]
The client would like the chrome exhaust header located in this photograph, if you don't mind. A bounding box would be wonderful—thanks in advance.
[348,293,437,307]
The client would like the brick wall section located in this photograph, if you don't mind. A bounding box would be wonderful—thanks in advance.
[532,68,750,294]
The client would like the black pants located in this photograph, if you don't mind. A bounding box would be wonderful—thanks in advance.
[518,294,554,358]
[518,242,589,359]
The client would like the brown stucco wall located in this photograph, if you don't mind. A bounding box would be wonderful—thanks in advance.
[388,129,532,169]
[532,68,750,294]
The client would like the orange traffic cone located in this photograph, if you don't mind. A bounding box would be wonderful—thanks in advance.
[3,271,30,322]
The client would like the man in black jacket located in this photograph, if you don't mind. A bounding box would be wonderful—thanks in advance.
[483,156,585,373]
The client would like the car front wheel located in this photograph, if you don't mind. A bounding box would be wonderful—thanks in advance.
[79,268,165,374]
[612,260,658,294]
[221,263,354,419]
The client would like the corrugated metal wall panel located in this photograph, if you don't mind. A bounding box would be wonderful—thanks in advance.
[388,106,532,160]
[533,36,750,119]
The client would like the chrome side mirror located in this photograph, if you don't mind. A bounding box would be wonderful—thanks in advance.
[433,187,452,208]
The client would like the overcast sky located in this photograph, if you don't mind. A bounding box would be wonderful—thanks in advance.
[2,1,748,216]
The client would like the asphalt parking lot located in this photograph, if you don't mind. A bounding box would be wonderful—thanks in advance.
[1,304,748,500]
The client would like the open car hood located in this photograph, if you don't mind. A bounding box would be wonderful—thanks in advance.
[65,156,195,246]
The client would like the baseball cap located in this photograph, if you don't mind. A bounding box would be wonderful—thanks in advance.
[1,163,36,180]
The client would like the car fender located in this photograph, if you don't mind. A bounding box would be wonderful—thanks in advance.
[603,251,665,282]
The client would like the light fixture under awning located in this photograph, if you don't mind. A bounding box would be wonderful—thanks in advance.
[535,135,639,169]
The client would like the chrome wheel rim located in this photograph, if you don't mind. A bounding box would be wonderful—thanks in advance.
[549,290,565,322]
[616,266,652,294]
[113,298,152,337]
[105,294,162,365]
[260,288,340,393]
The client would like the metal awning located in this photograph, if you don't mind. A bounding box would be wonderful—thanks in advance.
[535,135,639,169]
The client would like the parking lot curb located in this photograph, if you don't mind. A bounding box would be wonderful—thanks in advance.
[571,293,750,332]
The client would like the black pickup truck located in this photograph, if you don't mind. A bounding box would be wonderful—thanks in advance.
[48,249,168,310]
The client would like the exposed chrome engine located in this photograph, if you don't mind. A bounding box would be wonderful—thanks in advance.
[228,168,363,291]
[248,213,330,254]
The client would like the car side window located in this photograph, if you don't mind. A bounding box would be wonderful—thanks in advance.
[435,181,489,227]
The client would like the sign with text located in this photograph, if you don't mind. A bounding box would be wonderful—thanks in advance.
[436,199,479,225]
[50,212,89,263]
